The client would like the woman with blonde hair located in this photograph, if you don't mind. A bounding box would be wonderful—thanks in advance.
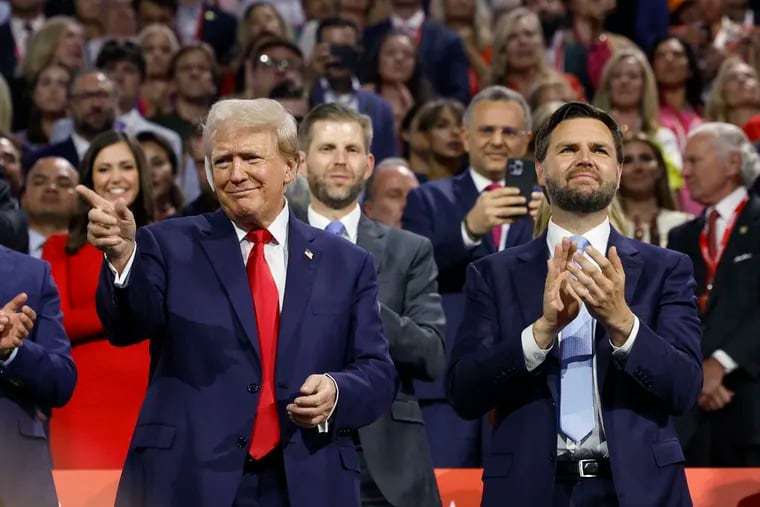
[138,23,180,118]
[0,74,11,133]
[704,56,760,142]
[490,8,582,100]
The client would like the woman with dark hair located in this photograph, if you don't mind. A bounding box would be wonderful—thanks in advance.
[363,31,437,141]
[409,98,467,181]
[137,131,184,220]
[46,131,155,468]
[618,132,692,246]
[15,63,73,149]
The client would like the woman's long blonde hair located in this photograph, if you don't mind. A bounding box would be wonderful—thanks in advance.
[19,17,81,83]
[704,56,759,122]
[489,8,552,88]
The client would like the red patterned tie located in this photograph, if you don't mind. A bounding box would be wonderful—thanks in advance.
[246,230,280,459]
[485,182,502,249]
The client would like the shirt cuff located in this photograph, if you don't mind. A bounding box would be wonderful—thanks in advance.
[522,324,554,372]
[712,350,739,375]
[0,348,18,366]
[317,373,339,433]
[461,221,481,248]
[106,246,137,288]
[610,315,639,358]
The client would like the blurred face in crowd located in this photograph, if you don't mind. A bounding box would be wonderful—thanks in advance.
[537,118,621,213]
[652,38,690,88]
[92,142,141,206]
[141,30,175,78]
[609,56,645,110]
[75,0,101,22]
[570,0,616,22]
[246,4,284,41]
[463,99,530,181]
[302,0,334,21]
[69,72,117,139]
[137,0,175,30]
[722,61,760,109]
[379,34,416,85]
[427,106,465,160]
[174,49,216,101]
[363,163,418,227]
[33,64,70,116]
[682,132,741,206]
[102,59,143,112]
[339,0,370,28]
[275,96,309,124]
[10,0,44,14]
[21,157,79,223]
[304,120,374,210]
[523,0,565,24]
[140,140,174,201]
[53,22,86,71]
[103,0,136,38]
[534,81,577,108]
[621,140,660,199]
[252,45,304,98]
[211,125,296,229]
[445,0,476,22]
[0,138,22,196]
[320,25,359,81]
[504,14,543,72]
[698,0,724,23]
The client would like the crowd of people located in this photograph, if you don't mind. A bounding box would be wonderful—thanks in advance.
[0,0,759,505]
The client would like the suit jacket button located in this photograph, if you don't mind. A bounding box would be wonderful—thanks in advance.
[247,384,260,393]
[236,437,247,448]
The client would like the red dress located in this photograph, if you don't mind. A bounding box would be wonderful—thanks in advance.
[44,234,150,469]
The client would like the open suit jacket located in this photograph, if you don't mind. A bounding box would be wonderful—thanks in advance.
[0,245,77,507]
[668,195,760,455]
[96,209,397,507]
[353,216,445,507]
[447,227,703,507]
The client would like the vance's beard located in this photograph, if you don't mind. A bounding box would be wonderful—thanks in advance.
[308,173,364,210]
[545,177,617,214]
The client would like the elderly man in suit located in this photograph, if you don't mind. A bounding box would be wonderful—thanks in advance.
[0,244,77,507]
[78,98,397,507]
[669,122,760,467]
[448,102,702,506]
[298,102,445,507]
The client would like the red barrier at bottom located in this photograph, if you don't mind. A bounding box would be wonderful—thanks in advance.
[52,468,760,507]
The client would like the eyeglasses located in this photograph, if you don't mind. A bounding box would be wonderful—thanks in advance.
[256,54,300,71]
[476,125,527,139]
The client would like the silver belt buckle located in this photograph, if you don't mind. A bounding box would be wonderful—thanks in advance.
[577,459,598,478]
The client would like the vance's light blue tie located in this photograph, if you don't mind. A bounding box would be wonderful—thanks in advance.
[325,220,347,238]
[560,235,595,443]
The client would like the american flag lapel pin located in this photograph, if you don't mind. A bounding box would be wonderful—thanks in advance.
[305,249,314,260]
[739,226,748,235]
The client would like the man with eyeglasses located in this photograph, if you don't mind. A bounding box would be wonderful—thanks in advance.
[246,36,305,100]
[401,86,537,468]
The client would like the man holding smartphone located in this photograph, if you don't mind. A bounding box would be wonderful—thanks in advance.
[401,85,539,468]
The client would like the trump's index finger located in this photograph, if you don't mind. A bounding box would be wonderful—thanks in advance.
[76,185,112,210]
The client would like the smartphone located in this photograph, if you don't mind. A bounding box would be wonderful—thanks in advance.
[504,158,537,206]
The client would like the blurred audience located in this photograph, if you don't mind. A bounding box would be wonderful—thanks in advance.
[136,130,183,220]
[15,62,72,149]
[705,56,760,141]
[408,98,466,180]
[242,36,304,99]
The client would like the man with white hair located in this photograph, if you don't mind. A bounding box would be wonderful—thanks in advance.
[77,98,397,507]
[669,121,760,467]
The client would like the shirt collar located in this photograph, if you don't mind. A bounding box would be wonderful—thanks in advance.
[469,167,504,193]
[70,132,91,159]
[27,228,46,258]
[307,203,361,244]
[320,77,361,101]
[233,200,290,247]
[11,14,44,32]
[711,186,748,220]
[546,217,611,257]
[391,8,425,31]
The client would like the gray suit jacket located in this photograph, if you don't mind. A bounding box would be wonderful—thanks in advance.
[355,216,445,507]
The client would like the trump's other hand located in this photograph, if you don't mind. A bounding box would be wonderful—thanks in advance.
[286,374,337,429]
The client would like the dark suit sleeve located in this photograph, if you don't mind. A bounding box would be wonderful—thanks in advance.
[378,236,446,381]
[446,263,531,419]
[327,252,398,431]
[443,32,471,104]
[96,226,167,346]
[618,254,703,415]
[370,98,399,162]
[0,262,76,408]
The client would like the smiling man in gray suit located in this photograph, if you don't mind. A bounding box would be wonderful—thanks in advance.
[297,102,445,507]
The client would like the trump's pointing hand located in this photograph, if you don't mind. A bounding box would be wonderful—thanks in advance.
[76,185,136,273]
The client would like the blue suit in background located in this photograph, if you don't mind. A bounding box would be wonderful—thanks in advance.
[0,244,77,507]
[447,227,702,506]
[96,209,397,507]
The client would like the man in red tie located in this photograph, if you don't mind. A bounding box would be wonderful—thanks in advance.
[669,121,760,467]
[77,98,397,507]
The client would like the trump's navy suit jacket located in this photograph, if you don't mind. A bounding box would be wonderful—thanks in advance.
[0,245,76,507]
[447,227,702,507]
[96,209,397,507]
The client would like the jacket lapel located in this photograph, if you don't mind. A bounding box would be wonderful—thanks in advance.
[198,209,261,360]
[356,215,385,275]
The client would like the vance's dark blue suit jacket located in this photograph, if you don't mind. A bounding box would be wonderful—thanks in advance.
[447,227,703,507]
[0,245,76,507]
[96,209,397,507]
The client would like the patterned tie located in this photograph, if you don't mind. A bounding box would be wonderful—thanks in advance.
[246,230,280,459]
[325,220,347,237]
[706,208,720,259]
[559,235,596,443]
[485,183,502,249]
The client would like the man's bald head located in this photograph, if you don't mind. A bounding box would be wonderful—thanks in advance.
[363,158,418,228]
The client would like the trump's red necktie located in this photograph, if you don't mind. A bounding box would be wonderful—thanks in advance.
[246,230,280,459]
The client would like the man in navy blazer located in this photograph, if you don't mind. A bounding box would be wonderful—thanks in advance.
[362,0,470,105]
[0,244,77,507]
[447,102,702,506]
[401,86,534,467]
[80,98,397,507]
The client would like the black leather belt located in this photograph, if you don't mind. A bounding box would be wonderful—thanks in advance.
[556,458,611,478]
